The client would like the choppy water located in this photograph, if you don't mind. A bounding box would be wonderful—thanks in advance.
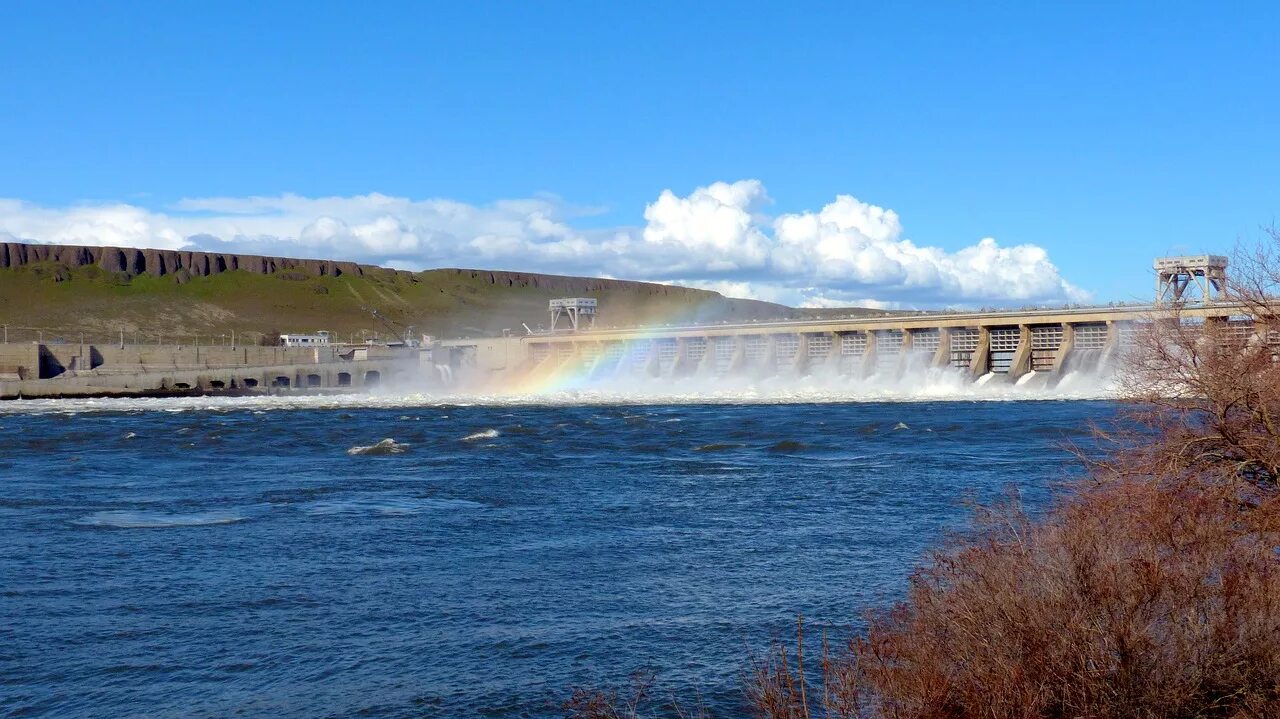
[0,398,1113,717]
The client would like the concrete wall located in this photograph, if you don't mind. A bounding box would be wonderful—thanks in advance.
[0,357,414,399]
[0,342,422,399]
[0,344,39,380]
[0,342,422,380]
[94,345,341,372]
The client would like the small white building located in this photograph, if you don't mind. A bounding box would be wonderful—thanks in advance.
[280,331,331,347]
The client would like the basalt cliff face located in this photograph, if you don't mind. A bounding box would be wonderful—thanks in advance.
[0,241,730,299]
[0,241,371,280]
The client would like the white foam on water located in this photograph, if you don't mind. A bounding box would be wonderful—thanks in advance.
[302,496,484,516]
[460,428,500,442]
[346,438,410,456]
[73,509,250,529]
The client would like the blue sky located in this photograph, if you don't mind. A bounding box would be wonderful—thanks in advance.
[1,2,1277,307]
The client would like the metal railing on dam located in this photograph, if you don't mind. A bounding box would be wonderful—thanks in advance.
[434,302,1252,387]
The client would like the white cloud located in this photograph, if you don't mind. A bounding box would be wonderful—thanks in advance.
[768,195,1087,305]
[671,278,790,304]
[641,180,773,274]
[796,295,901,311]
[0,199,188,250]
[0,181,1088,308]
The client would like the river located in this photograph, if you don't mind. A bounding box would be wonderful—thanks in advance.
[0,395,1114,717]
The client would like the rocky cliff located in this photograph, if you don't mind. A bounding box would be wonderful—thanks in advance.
[0,241,371,280]
[0,241,731,299]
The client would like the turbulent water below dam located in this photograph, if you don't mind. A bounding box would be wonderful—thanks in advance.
[1,391,1116,717]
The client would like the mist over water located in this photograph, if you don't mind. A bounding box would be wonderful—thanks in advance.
[420,358,1118,406]
[0,396,1115,717]
[0,349,1118,417]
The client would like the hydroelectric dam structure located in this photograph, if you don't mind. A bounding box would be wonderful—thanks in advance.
[433,256,1243,391]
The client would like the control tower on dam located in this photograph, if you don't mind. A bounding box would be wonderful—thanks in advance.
[434,256,1254,388]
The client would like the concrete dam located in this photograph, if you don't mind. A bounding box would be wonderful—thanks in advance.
[432,257,1244,394]
[433,304,1200,391]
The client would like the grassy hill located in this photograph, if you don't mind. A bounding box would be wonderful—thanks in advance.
[0,260,890,345]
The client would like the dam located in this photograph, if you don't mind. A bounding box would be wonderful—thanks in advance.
[432,256,1246,390]
[434,303,1235,389]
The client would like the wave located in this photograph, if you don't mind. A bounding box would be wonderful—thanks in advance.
[302,496,484,516]
[346,438,410,456]
[461,429,499,442]
[693,442,746,452]
[73,509,249,529]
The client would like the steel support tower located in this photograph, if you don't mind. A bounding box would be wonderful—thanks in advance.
[549,298,597,331]
[1154,255,1228,305]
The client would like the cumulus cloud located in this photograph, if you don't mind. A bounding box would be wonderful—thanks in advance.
[641,180,773,274]
[0,181,1087,308]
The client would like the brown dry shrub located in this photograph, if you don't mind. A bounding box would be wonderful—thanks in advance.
[564,671,710,719]
[1098,228,1280,494]
[770,480,1280,719]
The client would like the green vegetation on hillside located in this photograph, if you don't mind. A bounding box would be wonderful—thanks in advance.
[0,261,848,344]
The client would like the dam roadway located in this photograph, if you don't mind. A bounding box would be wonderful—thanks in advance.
[434,302,1249,386]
